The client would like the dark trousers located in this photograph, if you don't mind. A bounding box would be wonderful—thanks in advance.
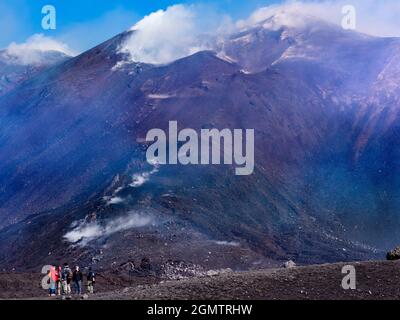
[73,281,82,294]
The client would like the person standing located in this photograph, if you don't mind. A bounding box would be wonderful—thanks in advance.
[87,268,96,293]
[72,265,83,295]
[48,265,57,296]
[87,268,96,294]
[61,263,72,295]
[56,266,62,296]
[51,265,61,296]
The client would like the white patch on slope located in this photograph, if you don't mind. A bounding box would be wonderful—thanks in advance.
[147,93,174,100]
[214,241,240,247]
[106,196,124,205]
[215,52,237,64]
[130,165,159,188]
[111,60,132,71]
[103,163,159,205]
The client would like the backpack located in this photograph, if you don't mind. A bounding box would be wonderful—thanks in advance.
[62,267,72,281]
[88,271,95,282]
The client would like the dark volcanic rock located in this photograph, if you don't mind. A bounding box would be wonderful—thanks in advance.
[386,247,400,261]
[89,261,400,300]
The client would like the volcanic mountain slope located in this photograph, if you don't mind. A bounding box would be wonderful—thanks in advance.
[0,17,399,271]
[0,49,70,96]
[224,17,400,246]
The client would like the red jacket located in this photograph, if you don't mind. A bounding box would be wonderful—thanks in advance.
[50,266,60,282]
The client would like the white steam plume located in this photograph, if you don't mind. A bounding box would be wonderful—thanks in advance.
[64,212,153,246]
[119,4,229,65]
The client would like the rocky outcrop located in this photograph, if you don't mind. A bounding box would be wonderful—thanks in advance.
[283,260,297,269]
[386,247,400,260]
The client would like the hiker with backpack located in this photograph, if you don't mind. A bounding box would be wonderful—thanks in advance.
[61,263,72,295]
[72,265,83,295]
[87,267,96,294]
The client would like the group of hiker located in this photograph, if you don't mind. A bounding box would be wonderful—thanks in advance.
[47,263,96,297]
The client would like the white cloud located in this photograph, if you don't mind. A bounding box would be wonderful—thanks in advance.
[348,0,400,37]
[239,1,346,28]
[2,34,74,65]
[64,212,154,246]
[119,4,215,65]
[238,0,400,37]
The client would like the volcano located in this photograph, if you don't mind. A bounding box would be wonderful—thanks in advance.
[0,48,70,97]
[0,16,399,272]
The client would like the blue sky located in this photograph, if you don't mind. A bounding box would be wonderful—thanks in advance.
[0,0,280,51]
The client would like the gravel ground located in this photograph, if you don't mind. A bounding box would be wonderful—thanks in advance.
[0,272,158,300]
[2,260,400,300]
[90,260,400,300]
